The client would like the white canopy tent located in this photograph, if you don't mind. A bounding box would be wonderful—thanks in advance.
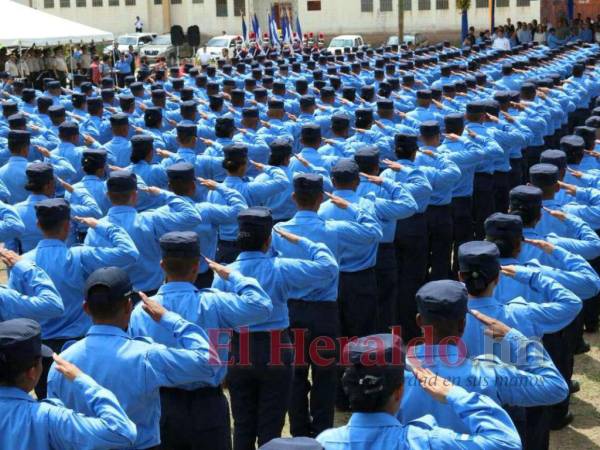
[0,0,113,47]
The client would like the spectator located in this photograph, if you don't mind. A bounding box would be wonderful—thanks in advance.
[517,23,532,44]
[90,55,101,85]
[534,24,547,44]
[134,16,143,33]
[492,28,510,50]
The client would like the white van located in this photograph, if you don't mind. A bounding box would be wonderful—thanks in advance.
[328,35,365,53]
[196,35,242,61]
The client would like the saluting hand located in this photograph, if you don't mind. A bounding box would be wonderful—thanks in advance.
[500,265,517,277]
[34,145,51,158]
[204,257,232,280]
[52,353,82,382]
[470,309,511,341]
[419,149,436,158]
[382,158,403,172]
[360,172,383,185]
[443,133,461,142]
[56,177,74,193]
[558,181,577,196]
[139,186,162,196]
[412,366,452,404]
[543,207,568,222]
[523,238,555,255]
[325,192,350,209]
[250,160,265,172]
[156,149,173,159]
[567,167,583,179]
[73,216,99,228]
[140,291,167,322]
[197,177,218,190]
[274,227,301,244]
[294,154,310,168]
[0,248,21,267]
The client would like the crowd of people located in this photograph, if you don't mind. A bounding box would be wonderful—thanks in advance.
[464,14,600,49]
[1,22,600,450]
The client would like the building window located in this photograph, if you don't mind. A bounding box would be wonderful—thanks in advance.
[192,0,203,3]
[44,0,54,7]
[233,0,245,15]
[475,0,488,7]
[76,0,86,6]
[92,0,102,6]
[516,0,529,5]
[60,0,70,7]
[418,0,430,10]
[216,0,227,16]
[307,1,321,10]
[403,0,411,10]
[361,0,373,12]
[125,0,135,4]
[436,0,448,9]
[171,0,181,4]
[108,0,118,6]
[496,0,508,6]
[380,0,392,11]
[153,0,161,4]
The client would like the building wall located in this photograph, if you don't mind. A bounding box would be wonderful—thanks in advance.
[23,0,542,44]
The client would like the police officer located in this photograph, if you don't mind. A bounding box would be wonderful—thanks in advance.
[129,231,272,450]
[47,267,222,450]
[214,207,338,449]
[316,333,521,449]
[0,318,137,450]
[16,198,139,398]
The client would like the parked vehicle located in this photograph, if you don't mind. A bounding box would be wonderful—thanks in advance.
[386,33,428,47]
[139,34,192,65]
[103,33,156,56]
[196,35,243,61]
[328,35,365,53]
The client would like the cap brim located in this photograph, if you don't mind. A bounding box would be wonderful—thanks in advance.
[40,344,54,358]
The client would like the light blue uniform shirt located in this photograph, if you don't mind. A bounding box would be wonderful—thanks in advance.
[0,200,24,241]
[318,189,383,272]
[212,237,338,331]
[18,223,139,339]
[48,313,221,450]
[105,136,132,168]
[381,160,433,214]
[85,197,202,292]
[414,147,461,206]
[0,259,63,322]
[463,267,582,359]
[0,156,29,204]
[129,272,272,387]
[400,333,568,431]
[0,373,137,450]
[317,386,521,450]
[439,135,486,198]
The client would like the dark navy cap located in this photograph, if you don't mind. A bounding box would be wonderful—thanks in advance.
[394,133,418,152]
[484,100,500,116]
[177,123,197,139]
[466,102,485,114]
[416,280,468,320]
[166,162,195,182]
[402,74,415,84]
[420,121,440,138]
[107,170,137,193]
[82,148,107,166]
[301,124,321,141]
[130,82,144,93]
[109,112,129,126]
[0,319,53,364]
[300,95,316,108]
[101,88,115,100]
[444,113,464,130]
[331,114,350,130]
[331,158,359,183]
[238,207,273,231]
[259,437,323,450]
[119,94,135,109]
[131,135,154,155]
[26,161,53,184]
[2,101,18,117]
[71,92,86,104]
[560,135,586,155]
[21,88,36,102]
[254,88,268,99]
[58,121,79,137]
[529,163,559,187]
[242,107,259,118]
[160,231,201,258]
[48,105,66,117]
[575,126,596,149]
[509,185,543,210]
[87,97,103,110]
[354,146,380,167]
[268,99,285,110]
[458,241,501,281]
[540,149,567,170]
[180,100,197,115]
[144,107,162,123]
[585,116,600,128]
[223,143,248,161]
[85,267,133,302]
[355,108,373,121]
[269,138,293,157]
[151,89,166,99]
[47,80,61,89]
[35,198,70,222]
[493,91,511,104]
[343,333,403,367]
[377,99,394,111]
[209,95,224,108]
[216,116,235,131]
[8,129,30,145]
[293,173,324,195]
[485,213,523,239]
[520,83,536,97]
[416,89,432,100]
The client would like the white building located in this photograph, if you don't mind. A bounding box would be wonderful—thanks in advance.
[20,0,543,43]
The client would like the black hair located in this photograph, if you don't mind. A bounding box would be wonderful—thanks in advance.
[38,216,68,235]
[485,235,520,258]
[222,158,247,174]
[355,117,372,129]
[130,148,151,164]
[82,158,104,175]
[460,272,491,296]
[8,140,29,155]
[167,178,195,196]
[144,115,161,129]
[294,190,322,209]
[238,228,271,252]
[162,256,200,278]
[108,190,134,206]
[509,206,541,228]
[0,356,40,386]
[268,152,290,167]
[342,365,404,412]
[86,285,128,321]
[356,159,379,174]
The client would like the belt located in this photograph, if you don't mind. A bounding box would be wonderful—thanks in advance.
[218,239,237,247]
[340,266,375,276]
[161,385,223,397]
[427,204,451,211]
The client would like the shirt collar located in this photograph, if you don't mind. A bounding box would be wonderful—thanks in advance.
[467,295,499,309]
[87,324,129,338]
[0,386,34,402]
[37,238,67,248]
[237,251,269,261]
[293,210,320,220]
[109,205,137,215]
[348,412,401,427]
[158,281,198,295]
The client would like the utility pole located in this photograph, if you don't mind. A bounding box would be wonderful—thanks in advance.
[397,0,404,41]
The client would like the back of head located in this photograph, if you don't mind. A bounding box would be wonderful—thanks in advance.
[509,185,543,227]
[237,207,273,252]
[84,267,132,321]
[458,241,501,296]
[484,213,523,258]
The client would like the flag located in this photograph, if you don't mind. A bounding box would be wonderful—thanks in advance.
[285,8,294,44]
[252,13,262,41]
[269,9,280,46]
[281,14,288,43]
[295,15,303,42]
[242,15,248,42]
